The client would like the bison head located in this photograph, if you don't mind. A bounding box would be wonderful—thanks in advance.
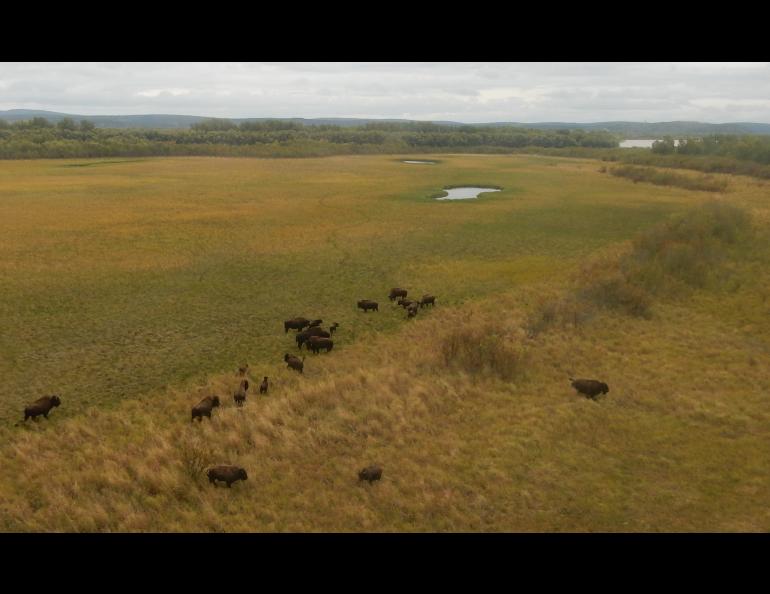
[211,396,221,407]
[51,395,62,407]
[238,468,248,481]
[601,383,609,394]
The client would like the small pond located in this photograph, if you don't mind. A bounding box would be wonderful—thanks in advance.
[435,187,501,201]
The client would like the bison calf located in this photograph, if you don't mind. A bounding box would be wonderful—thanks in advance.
[192,395,220,422]
[358,465,383,484]
[329,322,339,336]
[284,353,305,374]
[570,378,609,400]
[23,395,61,422]
[357,299,379,313]
[237,363,249,377]
[259,376,269,394]
[207,465,248,488]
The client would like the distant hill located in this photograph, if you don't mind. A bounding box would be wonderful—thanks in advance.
[2,109,770,136]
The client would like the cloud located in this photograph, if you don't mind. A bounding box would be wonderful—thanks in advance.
[0,62,769,123]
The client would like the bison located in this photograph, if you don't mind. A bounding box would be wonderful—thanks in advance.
[570,378,609,400]
[233,379,249,407]
[191,395,220,422]
[307,336,334,354]
[398,298,418,309]
[420,294,436,308]
[296,327,331,349]
[308,319,323,328]
[284,317,311,333]
[259,376,269,395]
[357,299,378,313]
[237,363,249,377]
[285,353,305,374]
[329,322,339,336]
[358,465,383,484]
[207,465,248,488]
[23,395,61,422]
[406,303,419,318]
[389,288,408,301]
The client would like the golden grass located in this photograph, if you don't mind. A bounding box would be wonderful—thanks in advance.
[1,155,769,531]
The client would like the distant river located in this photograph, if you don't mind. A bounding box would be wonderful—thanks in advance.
[620,139,681,148]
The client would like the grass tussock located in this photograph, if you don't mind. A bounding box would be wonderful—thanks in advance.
[609,164,729,192]
[438,314,529,381]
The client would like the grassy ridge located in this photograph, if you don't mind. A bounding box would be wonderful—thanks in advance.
[0,155,695,423]
[1,200,768,531]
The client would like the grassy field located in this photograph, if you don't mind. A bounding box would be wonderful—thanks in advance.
[1,154,768,531]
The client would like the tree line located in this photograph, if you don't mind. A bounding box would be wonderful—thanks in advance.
[0,117,619,159]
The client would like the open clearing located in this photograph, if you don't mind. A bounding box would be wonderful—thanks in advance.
[1,154,768,531]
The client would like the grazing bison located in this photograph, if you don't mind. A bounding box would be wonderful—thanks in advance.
[307,336,334,354]
[308,319,323,328]
[406,303,419,318]
[285,353,305,374]
[570,378,609,400]
[207,465,248,488]
[296,327,331,349]
[259,377,269,395]
[191,395,220,422]
[329,322,339,336]
[233,379,249,407]
[389,288,408,301]
[357,299,379,313]
[398,298,418,309]
[358,465,383,484]
[237,363,249,377]
[23,395,61,422]
[420,294,436,308]
[284,317,311,333]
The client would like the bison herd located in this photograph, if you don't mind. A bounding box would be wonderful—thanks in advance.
[15,283,613,491]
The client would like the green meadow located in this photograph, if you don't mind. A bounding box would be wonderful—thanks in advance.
[0,155,690,422]
[1,154,769,531]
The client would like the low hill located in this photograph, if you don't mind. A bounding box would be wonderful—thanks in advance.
[2,109,769,135]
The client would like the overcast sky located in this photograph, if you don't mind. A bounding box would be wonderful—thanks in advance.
[2,62,770,123]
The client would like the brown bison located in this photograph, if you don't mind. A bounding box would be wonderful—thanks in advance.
[296,327,331,349]
[570,378,609,400]
[307,336,334,354]
[284,317,311,333]
[389,288,408,301]
[285,353,305,373]
[207,465,248,488]
[237,363,249,377]
[259,377,269,395]
[406,303,419,318]
[398,298,418,309]
[23,395,61,422]
[358,465,383,484]
[308,319,323,328]
[329,322,339,336]
[233,379,249,407]
[191,395,220,422]
[420,294,436,308]
[357,299,378,312]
